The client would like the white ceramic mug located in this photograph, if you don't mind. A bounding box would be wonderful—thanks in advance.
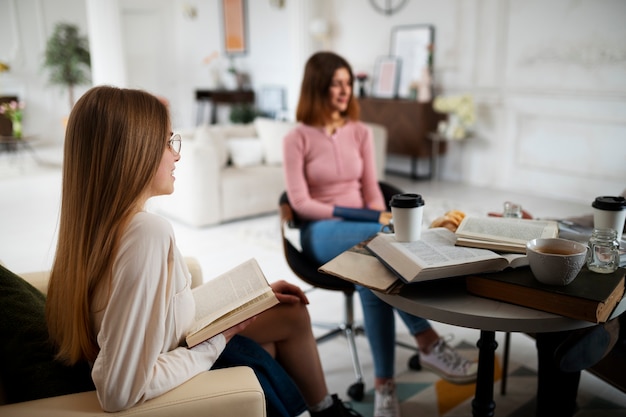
[390,193,425,242]
[592,196,626,241]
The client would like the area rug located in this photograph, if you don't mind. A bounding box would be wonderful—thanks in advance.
[348,341,626,417]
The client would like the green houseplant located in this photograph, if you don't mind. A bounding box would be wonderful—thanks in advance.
[43,23,91,109]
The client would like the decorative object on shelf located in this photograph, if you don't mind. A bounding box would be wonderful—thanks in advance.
[223,56,249,90]
[355,72,369,97]
[0,100,25,138]
[372,56,401,99]
[416,66,432,102]
[43,23,91,110]
[391,24,434,100]
[433,94,475,140]
[222,0,248,55]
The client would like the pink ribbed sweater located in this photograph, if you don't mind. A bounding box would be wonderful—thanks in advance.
[282,120,385,221]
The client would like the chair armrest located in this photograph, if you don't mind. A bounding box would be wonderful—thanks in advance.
[0,366,265,417]
[19,258,204,294]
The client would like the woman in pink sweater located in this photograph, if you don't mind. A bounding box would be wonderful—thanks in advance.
[283,52,477,417]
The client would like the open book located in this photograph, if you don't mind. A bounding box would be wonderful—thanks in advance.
[186,258,279,348]
[365,228,528,284]
[455,217,559,253]
[319,236,405,294]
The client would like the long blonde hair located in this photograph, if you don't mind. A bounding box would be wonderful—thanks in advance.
[46,86,170,364]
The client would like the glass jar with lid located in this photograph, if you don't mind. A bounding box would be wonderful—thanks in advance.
[586,228,620,273]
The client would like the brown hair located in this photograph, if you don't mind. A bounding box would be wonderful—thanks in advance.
[46,86,170,364]
[296,51,360,126]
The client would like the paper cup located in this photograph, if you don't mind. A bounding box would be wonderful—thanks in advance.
[592,196,626,241]
[390,193,425,242]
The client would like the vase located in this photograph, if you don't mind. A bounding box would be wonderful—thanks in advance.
[12,119,22,139]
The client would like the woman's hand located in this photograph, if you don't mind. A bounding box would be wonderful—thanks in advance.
[270,280,309,305]
[379,211,393,225]
[222,316,257,343]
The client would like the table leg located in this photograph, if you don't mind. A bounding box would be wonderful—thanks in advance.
[472,330,497,417]
[431,138,438,181]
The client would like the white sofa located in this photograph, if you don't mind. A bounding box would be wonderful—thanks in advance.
[151,117,388,227]
[0,259,266,417]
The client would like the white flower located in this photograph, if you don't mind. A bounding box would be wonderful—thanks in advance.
[433,94,475,140]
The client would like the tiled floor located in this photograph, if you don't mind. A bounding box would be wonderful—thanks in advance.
[1,144,625,411]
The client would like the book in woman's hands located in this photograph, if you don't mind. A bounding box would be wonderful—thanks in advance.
[366,228,528,284]
[186,258,279,348]
[454,217,559,254]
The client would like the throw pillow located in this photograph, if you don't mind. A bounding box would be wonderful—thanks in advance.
[226,137,264,168]
[254,117,296,165]
[0,265,94,404]
[194,125,229,167]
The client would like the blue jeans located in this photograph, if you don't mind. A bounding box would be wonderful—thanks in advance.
[214,335,307,417]
[300,219,432,378]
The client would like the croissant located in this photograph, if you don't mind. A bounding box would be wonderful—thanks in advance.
[430,210,466,232]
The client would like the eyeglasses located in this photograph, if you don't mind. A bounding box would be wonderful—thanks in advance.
[168,133,182,155]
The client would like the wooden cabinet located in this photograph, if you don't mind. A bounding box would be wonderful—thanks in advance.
[358,97,446,179]
[195,89,255,125]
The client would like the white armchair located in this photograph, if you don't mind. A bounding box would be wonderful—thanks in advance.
[0,259,266,417]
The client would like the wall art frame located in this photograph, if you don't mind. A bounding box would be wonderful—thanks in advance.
[221,0,248,55]
[390,24,434,99]
[372,56,401,98]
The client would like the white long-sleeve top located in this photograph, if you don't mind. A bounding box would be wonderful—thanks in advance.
[90,212,226,412]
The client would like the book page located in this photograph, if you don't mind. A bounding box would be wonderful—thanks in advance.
[190,259,270,333]
[381,228,504,268]
[456,217,558,244]
[366,228,517,282]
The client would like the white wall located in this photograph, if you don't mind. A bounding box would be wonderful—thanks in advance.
[1,0,624,205]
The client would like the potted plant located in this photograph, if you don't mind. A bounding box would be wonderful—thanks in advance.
[43,22,91,110]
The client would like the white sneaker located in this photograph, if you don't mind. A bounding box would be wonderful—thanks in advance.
[374,380,400,417]
[420,338,478,384]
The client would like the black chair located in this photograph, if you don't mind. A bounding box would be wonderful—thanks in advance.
[278,181,420,401]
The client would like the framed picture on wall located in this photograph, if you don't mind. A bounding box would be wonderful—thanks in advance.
[390,24,434,99]
[222,0,248,55]
[372,56,401,98]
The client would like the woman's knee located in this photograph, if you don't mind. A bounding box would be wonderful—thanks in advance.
[278,301,312,333]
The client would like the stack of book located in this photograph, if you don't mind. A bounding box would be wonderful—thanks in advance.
[466,267,625,323]
[319,218,625,323]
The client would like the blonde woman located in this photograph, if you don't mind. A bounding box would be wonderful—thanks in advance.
[46,86,360,417]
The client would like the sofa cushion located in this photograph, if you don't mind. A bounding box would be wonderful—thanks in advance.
[254,117,296,165]
[226,137,264,168]
[194,125,229,168]
[0,265,94,404]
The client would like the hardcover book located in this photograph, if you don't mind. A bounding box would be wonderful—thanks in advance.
[186,258,279,348]
[454,216,559,254]
[465,267,625,323]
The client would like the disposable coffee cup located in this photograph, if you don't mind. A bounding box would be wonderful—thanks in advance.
[390,193,425,242]
[592,196,626,241]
